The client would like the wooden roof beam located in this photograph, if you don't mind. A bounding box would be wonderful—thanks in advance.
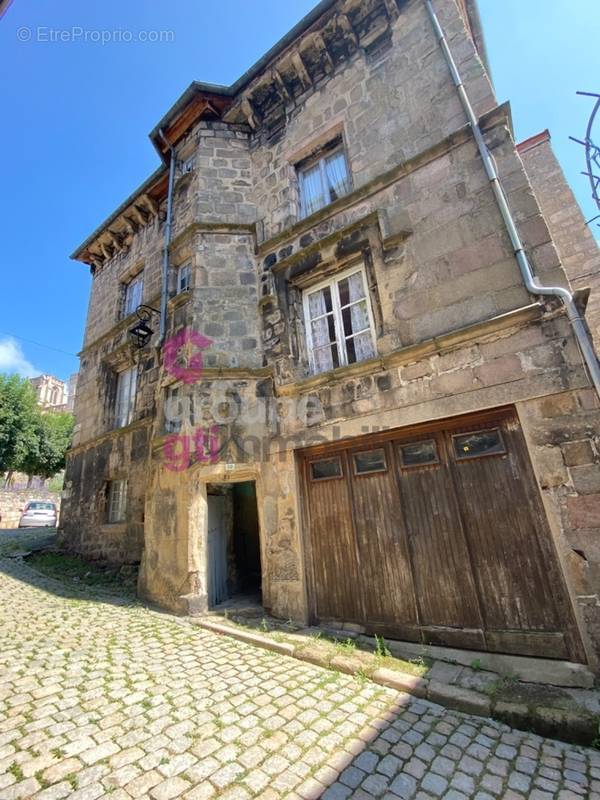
[337,13,358,45]
[271,67,291,103]
[291,52,313,90]
[310,32,334,74]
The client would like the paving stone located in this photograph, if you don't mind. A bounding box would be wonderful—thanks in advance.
[431,755,455,776]
[1,538,600,800]
[389,773,417,798]
[508,771,532,792]
[339,766,366,788]
[450,772,475,793]
[361,772,389,796]
[150,776,191,799]
[376,754,401,777]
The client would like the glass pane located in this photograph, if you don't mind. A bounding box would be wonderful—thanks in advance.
[311,316,335,347]
[310,457,342,480]
[308,286,333,319]
[313,343,340,373]
[399,440,438,467]
[178,264,191,292]
[354,449,386,474]
[346,330,375,364]
[338,271,365,307]
[125,277,142,314]
[324,150,350,201]
[300,163,326,216]
[453,429,505,459]
[342,300,370,337]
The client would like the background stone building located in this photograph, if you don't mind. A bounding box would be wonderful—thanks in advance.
[62,0,600,672]
[30,374,68,410]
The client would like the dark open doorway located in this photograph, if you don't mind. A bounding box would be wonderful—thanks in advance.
[206,481,262,610]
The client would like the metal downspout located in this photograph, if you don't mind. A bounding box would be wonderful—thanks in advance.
[158,128,176,343]
[425,0,600,399]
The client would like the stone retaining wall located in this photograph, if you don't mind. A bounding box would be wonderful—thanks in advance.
[0,490,61,529]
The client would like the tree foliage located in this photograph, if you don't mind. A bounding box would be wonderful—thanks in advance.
[0,374,74,480]
[0,374,39,474]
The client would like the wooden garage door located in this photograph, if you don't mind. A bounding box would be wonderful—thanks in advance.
[300,407,584,662]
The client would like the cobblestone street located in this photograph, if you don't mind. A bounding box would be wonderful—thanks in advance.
[0,545,599,800]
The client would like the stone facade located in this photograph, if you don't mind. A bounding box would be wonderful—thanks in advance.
[30,374,68,410]
[62,0,600,670]
[518,130,600,346]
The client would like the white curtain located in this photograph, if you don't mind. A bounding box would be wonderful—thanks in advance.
[308,288,327,320]
[346,271,365,302]
[115,367,136,427]
[308,288,335,373]
[350,301,370,335]
[325,151,350,200]
[352,331,375,362]
[301,164,325,216]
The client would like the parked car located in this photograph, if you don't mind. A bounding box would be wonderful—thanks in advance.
[18,501,58,528]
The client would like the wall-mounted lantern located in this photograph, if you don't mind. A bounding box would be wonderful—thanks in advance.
[129,305,159,348]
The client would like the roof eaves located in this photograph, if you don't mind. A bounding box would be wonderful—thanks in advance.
[70,165,166,261]
[148,0,337,155]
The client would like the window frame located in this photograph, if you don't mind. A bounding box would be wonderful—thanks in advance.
[123,273,144,318]
[451,428,507,461]
[302,264,377,375]
[352,448,388,476]
[297,142,351,219]
[176,262,192,294]
[114,366,137,429]
[398,438,440,469]
[309,456,344,482]
[107,480,127,524]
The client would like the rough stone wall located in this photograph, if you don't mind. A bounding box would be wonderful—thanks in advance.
[518,132,600,345]
[0,490,61,529]
[62,0,600,666]
[518,388,600,667]
[250,0,496,242]
[60,422,149,563]
[257,116,572,387]
[170,230,261,370]
[82,222,163,349]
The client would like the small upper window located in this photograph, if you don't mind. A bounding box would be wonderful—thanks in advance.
[298,143,351,219]
[177,262,191,294]
[164,385,182,433]
[453,429,506,460]
[303,266,376,374]
[310,457,343,481]
[123,273,143,317]
[107,480,127,524]
[399,440,439,468]
[353,449,387,475]
[114,366,137,428]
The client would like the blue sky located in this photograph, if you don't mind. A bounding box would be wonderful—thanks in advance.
[0,0,598,382]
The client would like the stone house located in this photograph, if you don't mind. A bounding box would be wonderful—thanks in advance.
[62,0,600,672]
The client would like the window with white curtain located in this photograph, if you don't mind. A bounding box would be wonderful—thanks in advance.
[297,144,351,219]
[107,480,127,523]
[177,262,191,294]
[114,366,137,428]
[303,265,376,375]
[123,273,143,317]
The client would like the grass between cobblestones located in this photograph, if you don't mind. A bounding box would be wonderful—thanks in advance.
[25,550,138,593]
